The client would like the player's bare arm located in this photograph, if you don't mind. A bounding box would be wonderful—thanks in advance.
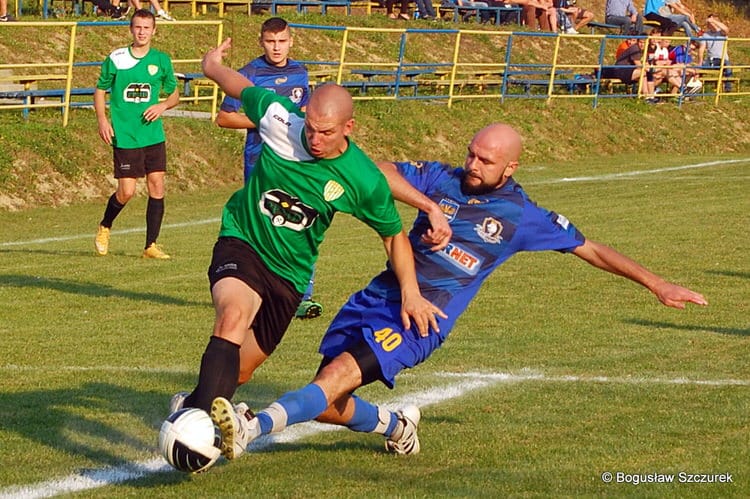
[377,161,452,251]
[202,38,254,100]
[382,231,447,337]
[94,88,114,145]
[572,239,708,309]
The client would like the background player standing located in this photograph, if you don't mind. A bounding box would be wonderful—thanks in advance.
[94,9,179,259]
[216,17,320,319]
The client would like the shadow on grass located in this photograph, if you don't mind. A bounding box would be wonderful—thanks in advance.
[0,273,207,307]
[627,318,749,337]
[706,269,750,280]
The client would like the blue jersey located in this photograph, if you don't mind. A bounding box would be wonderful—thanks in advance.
[219,56,310,180]
[320,161,586,387]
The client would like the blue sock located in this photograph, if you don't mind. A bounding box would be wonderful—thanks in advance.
[257,383,329,435]
[346,395,398,437]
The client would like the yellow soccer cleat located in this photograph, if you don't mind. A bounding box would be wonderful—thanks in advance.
[143,243,171,260]
[95,225,110,256]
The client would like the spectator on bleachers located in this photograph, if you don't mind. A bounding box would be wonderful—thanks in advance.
[605,0,643,34]
[601,37,660,100]
[516,0,555,31]
[668,38,702,93]
[386,0,411,20]
[115,0,176,20]
[0,0,13,21]
[697,14,733,92]
[615,28,639,58]
[643,0,678,34]
[554,0,593,34]
[661,0,700,37]
[414,0,437,20]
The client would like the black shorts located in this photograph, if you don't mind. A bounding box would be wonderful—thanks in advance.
[113,142,167,178]
[207,236,302,356]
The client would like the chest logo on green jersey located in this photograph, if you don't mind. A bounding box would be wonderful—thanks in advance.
[124,83,152,103]
[260,189,318,231]
[324,181,344,202]
[148,64,158,76]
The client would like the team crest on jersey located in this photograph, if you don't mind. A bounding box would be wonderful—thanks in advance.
[290,87,304,104]
[438,242,481,275]
[475,217,503,244]
[324,180,345,202]
[438,198,459,222]
[259,189,318,231]
[148,64,158,76]
[275,76,289,85]
[467,198,484,205]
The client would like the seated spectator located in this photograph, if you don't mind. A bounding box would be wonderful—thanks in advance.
[643,0,678,34]
[615,28,639,58]
[661,0,700,37]
[600,37,662,100]
[554,0,592,33]
[668,39,702,93]
[697,14,733,92]
[414,0,437,19]
[386,0,410,20]
[605,0,644,35]
[516,0,555,31]
[648,34,684,95]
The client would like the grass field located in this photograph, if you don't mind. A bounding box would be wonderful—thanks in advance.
[0,153,748,498]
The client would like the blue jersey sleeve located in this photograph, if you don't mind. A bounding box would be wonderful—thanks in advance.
[219,64,256,113]
[394,160,452,194]
[511,201,585,254]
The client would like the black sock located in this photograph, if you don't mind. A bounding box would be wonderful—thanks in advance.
[184,336,240,412]
[145,196,164,248]
[100,193,125,228]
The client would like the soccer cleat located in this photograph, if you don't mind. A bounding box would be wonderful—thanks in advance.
[210,397,258,459]
[295,299,323,319]
[95,225,110,256]
[143,243,171,260]
[385,405,421,455]
[168,391,189,414]
[157,9,175,20]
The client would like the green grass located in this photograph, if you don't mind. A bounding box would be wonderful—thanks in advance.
[0,153,747,497]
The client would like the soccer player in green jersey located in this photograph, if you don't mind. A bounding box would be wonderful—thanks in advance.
[94,9,180,259]
[170,38,450,460]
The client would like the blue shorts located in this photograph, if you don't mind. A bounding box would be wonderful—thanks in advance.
[319,288,445,388]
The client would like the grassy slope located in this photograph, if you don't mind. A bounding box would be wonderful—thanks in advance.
[0,0,749,210]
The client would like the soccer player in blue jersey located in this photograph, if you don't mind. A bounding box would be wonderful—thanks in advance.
[216,17,320,320]
[211,123,707,458]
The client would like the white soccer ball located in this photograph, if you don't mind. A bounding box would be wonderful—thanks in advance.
[159,408,222,473]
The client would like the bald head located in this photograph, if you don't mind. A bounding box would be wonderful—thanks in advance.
[307,83,354,123]
[471,123,523,165]
[304,84,355,159]
[462,123,522,195]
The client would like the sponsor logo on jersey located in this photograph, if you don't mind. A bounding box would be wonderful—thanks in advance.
[275,76,289,85]
[259,189,318,231]
[215,262,238,274]
[555,213,570,229]
[124,83,151,103]
[291,87,304,104]
[272,113,292,127]
[324,180,345,202]
[475,217,503,244]
[438,242,481,275]
[439,198,459,222]
[148,64,158,76]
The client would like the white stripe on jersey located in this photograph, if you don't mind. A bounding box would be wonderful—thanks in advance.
[258,102,314,162]
[109,47,140,70]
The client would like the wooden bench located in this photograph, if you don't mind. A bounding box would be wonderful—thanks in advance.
[587,21,622,34]
[270,0,351,14]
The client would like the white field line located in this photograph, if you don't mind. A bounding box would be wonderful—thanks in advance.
[525,158,750,185]
[1,370,748,499]
[1,158,747,248]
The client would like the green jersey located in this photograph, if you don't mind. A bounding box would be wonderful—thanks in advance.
[219,86,402,294]
[96,46,177,149]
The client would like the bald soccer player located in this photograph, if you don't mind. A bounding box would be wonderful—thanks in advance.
[169,38,450,460]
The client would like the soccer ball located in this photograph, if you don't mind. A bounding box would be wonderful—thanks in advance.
[159,408,222,473]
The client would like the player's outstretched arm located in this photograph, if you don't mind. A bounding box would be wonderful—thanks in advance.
[382,231,447,336]
[377,161,452,251]
[572,239,708,309]
[202,38,254,100]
